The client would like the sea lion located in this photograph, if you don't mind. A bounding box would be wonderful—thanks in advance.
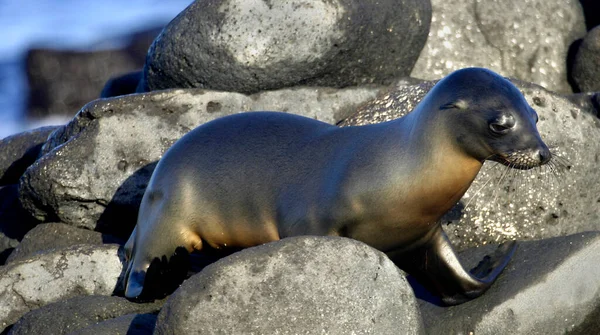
[123,67,551,305]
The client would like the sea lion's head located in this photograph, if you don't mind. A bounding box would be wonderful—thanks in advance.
[432,68,551,170]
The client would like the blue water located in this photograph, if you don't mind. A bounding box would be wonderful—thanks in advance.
[0,0,194,139]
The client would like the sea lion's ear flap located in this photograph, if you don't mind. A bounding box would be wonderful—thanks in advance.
[440,99,469,110]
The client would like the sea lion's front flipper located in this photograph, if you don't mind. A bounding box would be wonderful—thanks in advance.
[388,225,516,306]
[469,240,517,280]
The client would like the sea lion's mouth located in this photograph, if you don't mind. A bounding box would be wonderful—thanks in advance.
[489,151,547,170]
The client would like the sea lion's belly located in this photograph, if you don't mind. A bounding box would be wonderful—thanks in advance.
[160,113,348,248]
[157,112,448,253]
[330,200,442,252]
[194,215,281,249]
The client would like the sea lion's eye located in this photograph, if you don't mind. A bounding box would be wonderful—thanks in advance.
[489,114,515,134]
[489,123,511,133]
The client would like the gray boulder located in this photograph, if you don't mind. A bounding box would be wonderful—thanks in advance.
[0,244,122,332]
[19,85,387,237]
[420,232,600,334]
[8,296,161,335]
[6,222,123,263]
[411,0,586,93]
[154,236,424,334]
[572,26,600,92]
[341,78,600,250]
[142,0,431,93]
[69,313,157,335]
[0,126,58,185]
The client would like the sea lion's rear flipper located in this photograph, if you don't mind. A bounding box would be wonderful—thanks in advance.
[388,226,516,306]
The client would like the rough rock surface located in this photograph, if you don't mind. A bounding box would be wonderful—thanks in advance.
[341,78,600,250]
[419,232,600,334]
[0,185,39,265]
[0,244,122,332]
[154,236,424,334]
[142,0,431,93]
[411,0,586,93]
[19,85,387,237]
[572,26,600,92]
[69,313,157,335]
[0,126,58,185]
[8,296,161,335]
[6,222,124,263]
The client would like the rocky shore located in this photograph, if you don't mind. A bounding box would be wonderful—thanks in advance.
[1,0,599,334]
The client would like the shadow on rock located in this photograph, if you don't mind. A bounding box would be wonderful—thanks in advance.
[97,162,158,239]
[1,143,45,185]
[0,125,59,186]
[0,185,40,264]
[567,38,584,92]
[123,246,242,302]
[407,276,444,306]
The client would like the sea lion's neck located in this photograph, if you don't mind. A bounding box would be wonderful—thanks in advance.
[415,148,482,219]
[397,103,450,153]
[387,106,483,221]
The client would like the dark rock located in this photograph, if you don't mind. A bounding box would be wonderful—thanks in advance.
[579,0,600,30]
[100,71,143,98]
[0,185,39,265]
[0,244,123,332]
[0,126,58,185]
[25,27,160,119]
[154,236,424,334]
[341,77,600,250]
[419,232,600,334]
[411,0,586,93]
[69,313,157,335]
[8,296,161,335]
[572,26,600,92]
[142,0,431,93]
[6,222,124,263]
[19,85,387,237]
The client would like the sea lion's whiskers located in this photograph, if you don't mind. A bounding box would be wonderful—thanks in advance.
[496,161,513,188]
[509,162,520,189]
[539,151,569,184]
[546,144,571,173]
[508,163,522,202]
[463,161,499,213]
[491,162,514,206]
[539,165,549,186]
[546,162,560,180]
[550,153,571,173]
[509,164,523,203]
[525,165,540,191]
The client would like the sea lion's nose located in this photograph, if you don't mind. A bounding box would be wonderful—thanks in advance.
[538,146,551,165]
